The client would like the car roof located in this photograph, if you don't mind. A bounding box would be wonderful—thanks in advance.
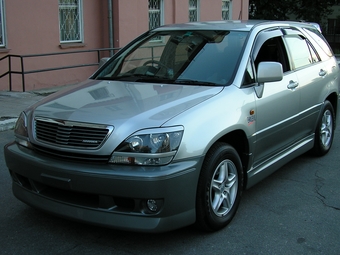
[153,20,318,32]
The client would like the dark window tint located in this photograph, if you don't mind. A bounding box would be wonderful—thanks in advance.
[254,37,290,72]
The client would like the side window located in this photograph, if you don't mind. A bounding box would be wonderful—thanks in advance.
[308,42,319,63]
[254,36,290,73]
[242,59,255,86]
[284,35,319,69]
[303,28,333,58]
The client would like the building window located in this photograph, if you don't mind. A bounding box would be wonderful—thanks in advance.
[0,0,6,47]
[189,0,199,22]
[149,0,163,30]
[59,0,83,43]
[327,19,340,34]
[222,0,231,20]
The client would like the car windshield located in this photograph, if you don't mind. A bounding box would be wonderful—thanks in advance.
[95,30,248,86]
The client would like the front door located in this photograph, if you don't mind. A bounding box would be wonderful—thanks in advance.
[251,31,301,166]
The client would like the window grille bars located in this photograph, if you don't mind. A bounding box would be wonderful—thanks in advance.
[149,0,162,30]
[59,0,82,43]
[222,0,230,20]
[189,0,198,22]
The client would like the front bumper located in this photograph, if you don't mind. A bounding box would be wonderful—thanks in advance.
[5,142,203,233]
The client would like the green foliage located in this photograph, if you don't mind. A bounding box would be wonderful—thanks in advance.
[249,0,334,24]
[249,0,294,20]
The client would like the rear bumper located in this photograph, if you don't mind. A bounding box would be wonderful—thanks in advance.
[5,142,203,233]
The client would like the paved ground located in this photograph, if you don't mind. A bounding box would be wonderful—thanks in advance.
[0,86,69,131]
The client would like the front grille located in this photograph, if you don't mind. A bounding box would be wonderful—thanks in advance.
[34,117,114,149]
[32,144,110,163]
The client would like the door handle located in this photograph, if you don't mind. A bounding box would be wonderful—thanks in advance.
[319,69,327,76]
[287,80,299,90]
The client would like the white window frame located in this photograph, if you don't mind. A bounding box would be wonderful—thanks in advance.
[0,0,6,47]
[148,0,164,30]
[59,0,83,43]
[222,0,232,20]
[189,0,200,22]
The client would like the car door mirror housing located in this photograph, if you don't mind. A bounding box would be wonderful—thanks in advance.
[257,62,283,83]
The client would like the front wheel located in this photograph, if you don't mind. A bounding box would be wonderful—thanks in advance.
[311,101,335,156]
[196,143,243,231]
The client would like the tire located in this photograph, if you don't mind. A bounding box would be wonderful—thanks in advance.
[196,142,243,231]
[311,101,335,157]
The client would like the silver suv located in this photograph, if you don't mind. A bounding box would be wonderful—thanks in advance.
[5,20,339,233]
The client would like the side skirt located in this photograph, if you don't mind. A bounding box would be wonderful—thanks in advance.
[246,134,314,189]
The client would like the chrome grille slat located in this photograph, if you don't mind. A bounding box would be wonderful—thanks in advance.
[32,144,110,163]
[34,117,113,149]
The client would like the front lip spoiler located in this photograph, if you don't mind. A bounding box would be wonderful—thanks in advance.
[5,142,204,232]
[12,183,196,233]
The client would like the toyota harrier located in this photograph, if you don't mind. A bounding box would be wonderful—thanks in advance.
[4,20,339,233]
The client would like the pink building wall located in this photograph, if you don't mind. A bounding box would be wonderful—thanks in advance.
[113,0,249,48]
[0,0,109,91]
[0,0,248,92]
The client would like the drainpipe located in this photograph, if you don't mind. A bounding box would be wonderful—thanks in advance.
[108,0,114,56]
[239,0,243,20]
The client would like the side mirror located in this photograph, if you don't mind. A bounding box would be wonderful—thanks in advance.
[254,62,284,98]
[257,62,283,83]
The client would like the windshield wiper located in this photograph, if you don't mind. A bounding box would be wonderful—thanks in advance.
[97,73,173,83]
[96,75,131,81]
[174,79,217,86]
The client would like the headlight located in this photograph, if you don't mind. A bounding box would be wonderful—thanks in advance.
[14,112,31,148]
[109,127,183,166]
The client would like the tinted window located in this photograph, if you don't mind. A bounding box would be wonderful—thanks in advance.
[254,36,290,72]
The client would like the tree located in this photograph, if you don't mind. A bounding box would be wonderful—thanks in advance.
[249,0,334,25]
[291,0,333,24]
[249,0,294,20]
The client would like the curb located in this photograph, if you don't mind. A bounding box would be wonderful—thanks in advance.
[0,84,73,132]
[0,117,17,132]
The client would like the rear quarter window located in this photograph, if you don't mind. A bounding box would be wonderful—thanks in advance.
[303,28,333,58]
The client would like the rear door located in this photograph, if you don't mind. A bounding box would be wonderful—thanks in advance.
[283,28,337,137]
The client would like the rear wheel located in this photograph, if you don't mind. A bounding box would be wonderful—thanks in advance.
[196,142,243,231]
[311,101,335,156]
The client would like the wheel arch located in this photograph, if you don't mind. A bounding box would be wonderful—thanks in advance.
[215,129,250,189]
[326,92,338,124]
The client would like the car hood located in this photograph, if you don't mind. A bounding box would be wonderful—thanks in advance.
[32,80,223,134]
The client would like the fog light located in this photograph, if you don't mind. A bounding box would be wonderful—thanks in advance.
[147,199,158,212]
